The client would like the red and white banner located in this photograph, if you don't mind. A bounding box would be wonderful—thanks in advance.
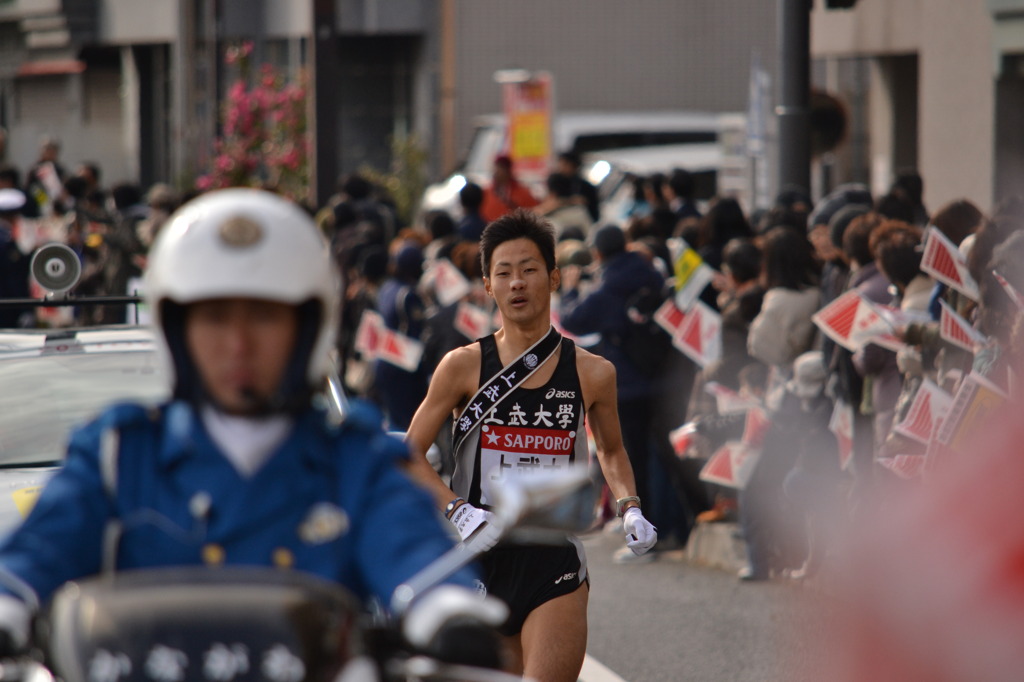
[812,290,894,352]
[353,310,424,372]
[829,399,855,471]
[502,72,554,184]
[938,299,987,353]
[454,301,493,341]
[422,259,472,307]
[703,382,761,415]
[921,226,980,301]
[892,379,953,445]
[671,300,722,368]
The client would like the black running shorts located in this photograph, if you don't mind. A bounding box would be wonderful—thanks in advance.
[478,539,589,636]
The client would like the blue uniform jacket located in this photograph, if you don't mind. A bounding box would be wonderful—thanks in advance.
[0,399,476,608]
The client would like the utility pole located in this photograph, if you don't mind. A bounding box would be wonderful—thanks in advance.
[776,0,812,194]
[310,0,339,207]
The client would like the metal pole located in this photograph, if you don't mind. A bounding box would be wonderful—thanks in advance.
[776,0,812,194]
[310,0,339,207]
[439,0,457,176]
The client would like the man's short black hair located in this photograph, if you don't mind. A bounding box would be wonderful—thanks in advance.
[667,168,695,200]
[480,209,556,276]
[341,174,372,201]
[459,182,484,211]
[546,172,574,199]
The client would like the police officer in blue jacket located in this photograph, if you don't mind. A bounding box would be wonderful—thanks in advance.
[0,189,493,651]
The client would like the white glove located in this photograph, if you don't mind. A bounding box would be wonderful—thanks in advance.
[622,507,657,555]
[449,502,503,552]
[402,585,509,648]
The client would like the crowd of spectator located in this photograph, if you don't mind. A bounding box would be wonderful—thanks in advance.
[2,137,1022,586]
[320,158,1024,582]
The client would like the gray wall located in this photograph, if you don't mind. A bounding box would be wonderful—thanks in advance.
[452,0,778,159]
[812,0,995,212]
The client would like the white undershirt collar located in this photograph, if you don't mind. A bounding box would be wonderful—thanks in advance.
[200,406,293,478]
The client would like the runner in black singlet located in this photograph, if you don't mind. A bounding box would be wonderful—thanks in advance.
[405,209,657,682]
[463,334,590,635]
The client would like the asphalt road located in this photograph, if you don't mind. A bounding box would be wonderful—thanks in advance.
[580,530,823,682]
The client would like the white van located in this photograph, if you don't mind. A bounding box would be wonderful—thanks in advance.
[420,110,739,217]
[583,114,751,227]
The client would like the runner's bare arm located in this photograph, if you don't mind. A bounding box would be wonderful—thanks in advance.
[576,348,639,504]
[404,345,480,509]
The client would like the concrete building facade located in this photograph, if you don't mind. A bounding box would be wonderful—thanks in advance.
[811,0,1019,213]
[0,0,779,204]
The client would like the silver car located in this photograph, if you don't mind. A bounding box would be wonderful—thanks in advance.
[0,326,170,535]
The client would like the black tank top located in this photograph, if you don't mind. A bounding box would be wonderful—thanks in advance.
[451,335,588,508]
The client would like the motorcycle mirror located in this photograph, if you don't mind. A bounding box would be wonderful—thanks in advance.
[391,468,594,615]
[488,467,595,542]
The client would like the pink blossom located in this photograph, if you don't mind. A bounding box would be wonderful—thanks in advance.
[214,155,235,173]
[280,147,300,170]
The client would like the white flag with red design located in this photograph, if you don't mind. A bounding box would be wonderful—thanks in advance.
[669,422,699,457]
[454,301,493,341]
[653,297,687,337]
[423,258,471,307]
[893,379,953,445]
[993,270,1024,312]
[353,310,424,372]
[920,226,980,301]
[354,310,385,358]
[703,382,762,415]
[699,441,761,489]
[829,399,855,471]
[812,290,894,352]
[671,300,722,368]
[938,299,987,353]
[741,407,771,448]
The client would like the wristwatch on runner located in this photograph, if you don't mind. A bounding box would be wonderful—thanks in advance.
[445,497,466,520]
[616,496,641,517]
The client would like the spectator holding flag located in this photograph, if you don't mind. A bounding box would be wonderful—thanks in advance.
[900,199,985,392]
[373,243,429,430]
[867,223,933,458]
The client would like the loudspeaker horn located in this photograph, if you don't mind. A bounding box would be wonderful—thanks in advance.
[30,243,82,296]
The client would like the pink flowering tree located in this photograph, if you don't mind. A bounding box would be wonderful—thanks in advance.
[196,42,310,201]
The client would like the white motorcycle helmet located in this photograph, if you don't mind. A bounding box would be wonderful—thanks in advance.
[145,188,339,413]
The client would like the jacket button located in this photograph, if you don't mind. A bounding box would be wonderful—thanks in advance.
[273,548,295,568]
[202,543,225,565]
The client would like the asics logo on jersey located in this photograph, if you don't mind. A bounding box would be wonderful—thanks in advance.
[554,572,576,585]
[546,389,576,400]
